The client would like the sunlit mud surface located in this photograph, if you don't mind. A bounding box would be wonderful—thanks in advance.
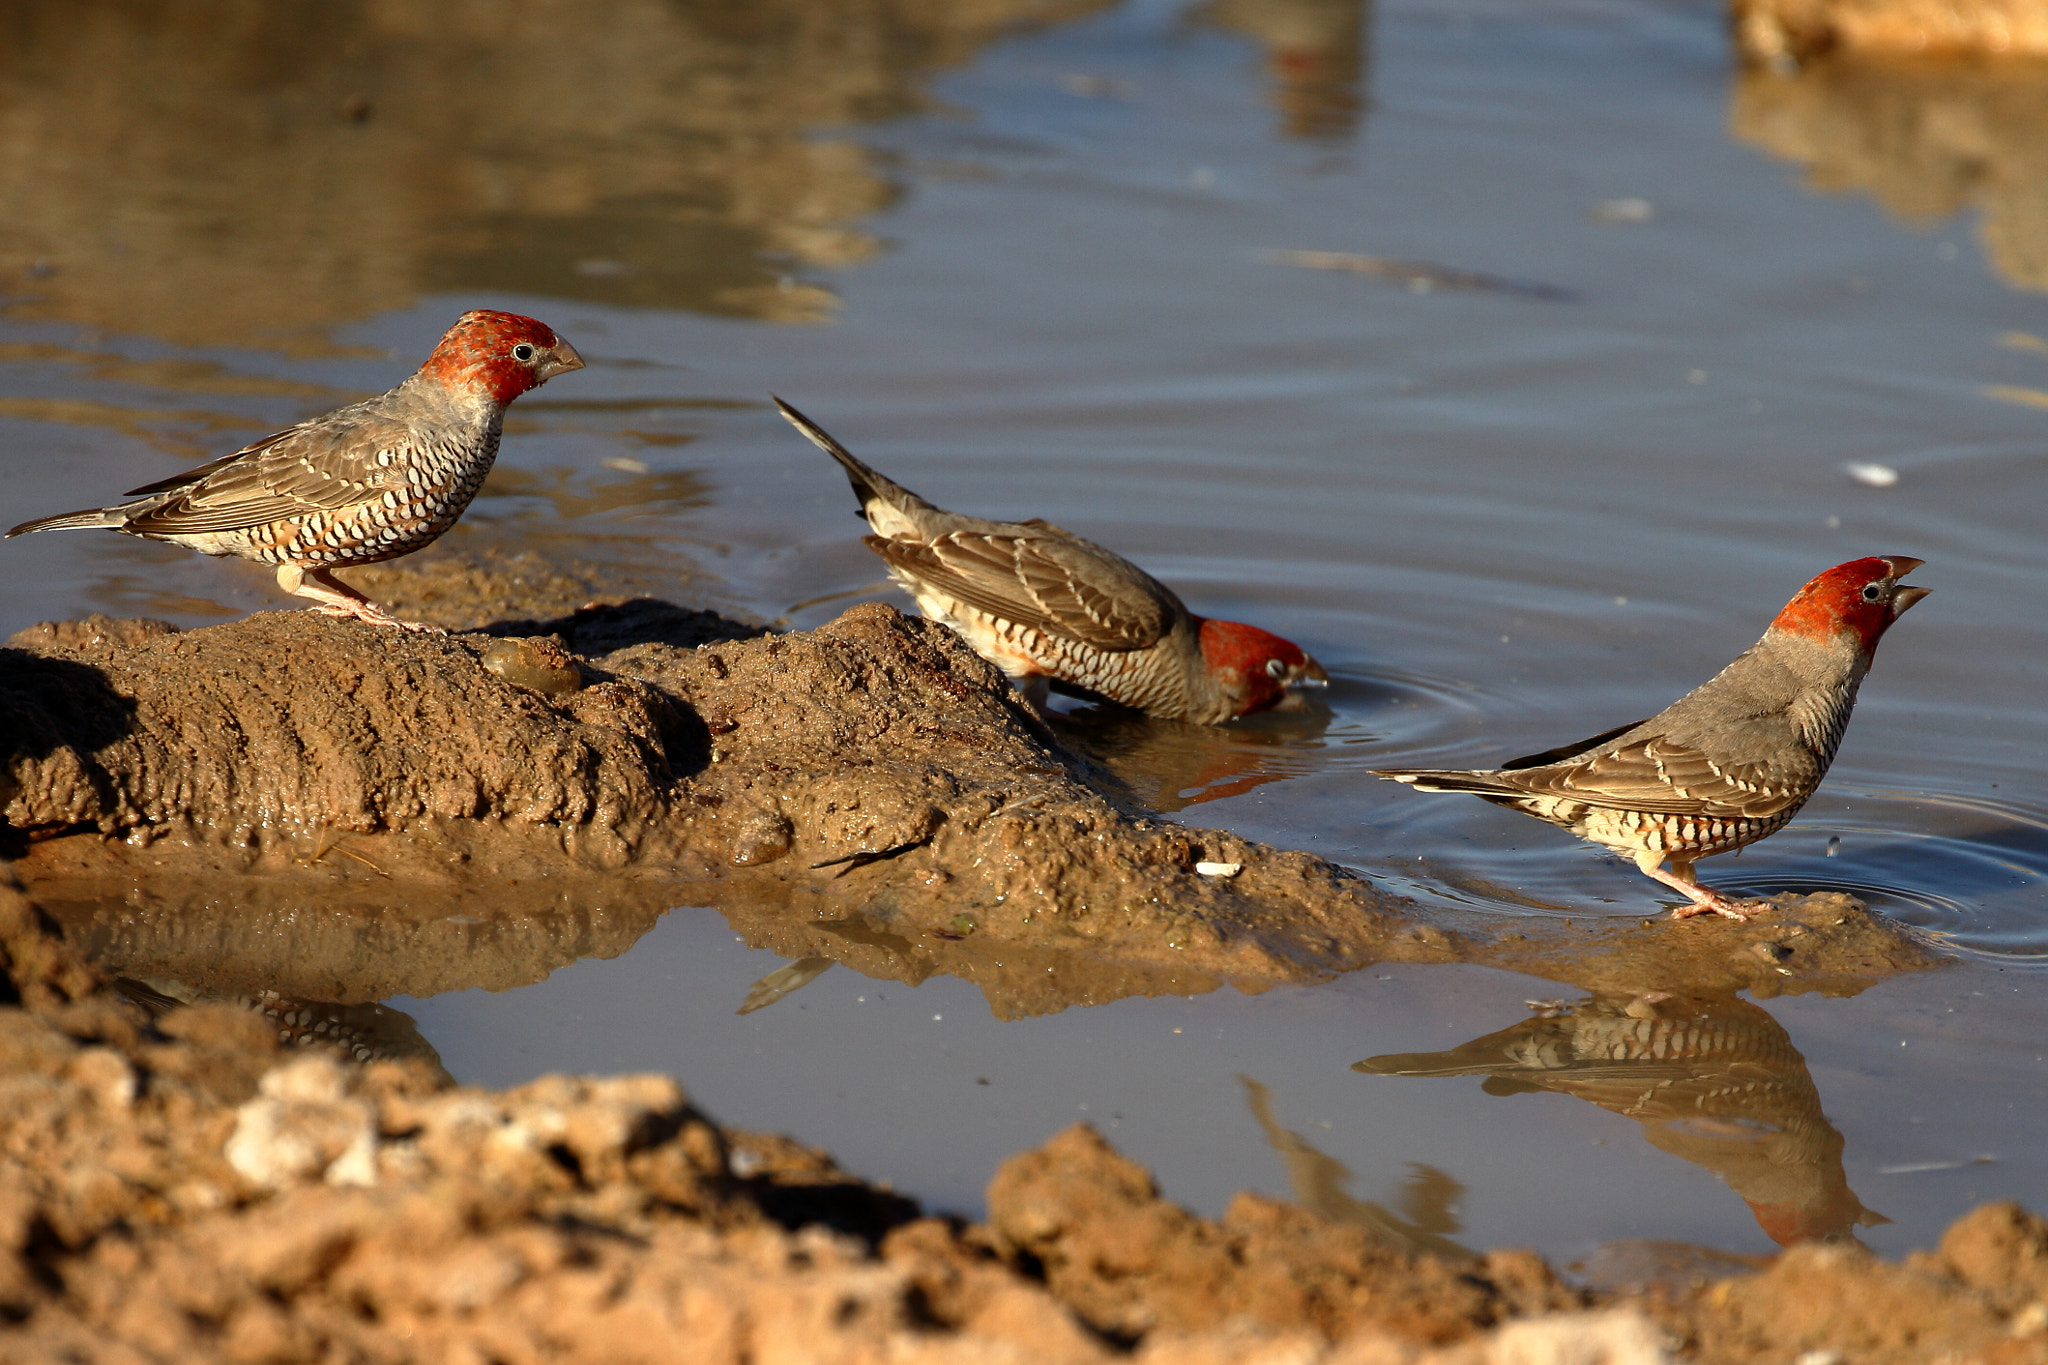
[3,0,2047,1277]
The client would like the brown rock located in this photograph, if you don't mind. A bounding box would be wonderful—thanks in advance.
[1926,1201,2048,1313]
[985,1124,1573,1348]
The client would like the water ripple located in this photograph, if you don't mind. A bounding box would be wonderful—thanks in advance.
[1360,786,2048,966]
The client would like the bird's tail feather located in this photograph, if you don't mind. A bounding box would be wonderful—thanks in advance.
[6,507,122,537]
[1371,767,1519,796]
[771,395,934,527]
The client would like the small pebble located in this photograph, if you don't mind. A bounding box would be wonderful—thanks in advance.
[731,810,794,867]
[481,638,583,695]
[1194,861,1242,878]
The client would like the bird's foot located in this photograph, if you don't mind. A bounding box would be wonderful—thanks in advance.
[307,600,446,634]
[1668,893,1775,922]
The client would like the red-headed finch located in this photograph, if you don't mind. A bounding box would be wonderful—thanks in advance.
[775,397,1325,725]
[1374,557,1928,919]
[7,310,583,631]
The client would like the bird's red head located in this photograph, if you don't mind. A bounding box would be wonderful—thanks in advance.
[418,310,585,407]
[1197,618,1328,718]
[1769,555,1929,655]
[1745,1189,1890,1248]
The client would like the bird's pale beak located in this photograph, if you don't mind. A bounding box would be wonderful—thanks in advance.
[1885,556,1928,617]
[540,339,585,382]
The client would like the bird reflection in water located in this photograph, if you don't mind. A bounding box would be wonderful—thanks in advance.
[1196,0,1372,140]
[117,978,453,1084]
[1053,697,1333,814]
[1240,1075,1477,1262]
[1354,991,1887,1249]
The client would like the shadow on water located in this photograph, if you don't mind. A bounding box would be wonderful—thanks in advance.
[0,0,1118,348]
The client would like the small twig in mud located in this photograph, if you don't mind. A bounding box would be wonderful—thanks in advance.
[992,793,1047,819]
[810,837,933,877]
[1261,248,1578,302]
[299,829,392,879]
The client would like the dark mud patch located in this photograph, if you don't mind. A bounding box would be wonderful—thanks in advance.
[0,893,2039,1365]
[1,564,1950,1019]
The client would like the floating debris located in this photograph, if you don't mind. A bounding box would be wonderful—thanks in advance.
[1592,197,1654,223]
[1061,72,1127,100]
[1260,248,1577,301]
[1843,461,1899,487]
[1985,383,2048,411]
[1877,1155,1998,1175]
[737,957,835,1016]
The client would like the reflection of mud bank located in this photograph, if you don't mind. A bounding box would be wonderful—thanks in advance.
[0,0,1110,346]
[1,552,1948,1017]
[1733,55,2048,290]
[1,888,2043,1364]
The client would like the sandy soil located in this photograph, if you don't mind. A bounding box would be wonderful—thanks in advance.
[0,880,2044,1364]
[1,555,2039,1362]
[1733,0,2048,58]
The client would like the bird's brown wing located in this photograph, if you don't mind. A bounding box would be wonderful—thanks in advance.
[871,527,1177,652]
[1498,729,1812,821]
[121,412,410,536]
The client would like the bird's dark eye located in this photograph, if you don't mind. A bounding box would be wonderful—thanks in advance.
[512,343,536,363]
[1266,658,1288,678]
[1861,582,1884,602]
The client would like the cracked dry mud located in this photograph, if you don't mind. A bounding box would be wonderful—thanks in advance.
[0,552,2029,1363]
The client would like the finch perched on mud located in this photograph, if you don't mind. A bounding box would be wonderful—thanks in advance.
[775,397,1325,725]
[1374,556,1927,919]
[7,310,584,631]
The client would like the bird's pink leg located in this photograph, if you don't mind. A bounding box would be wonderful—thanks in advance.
[1011,673,1052,718]
[1633,850,1772,921]
[276,565,444,634]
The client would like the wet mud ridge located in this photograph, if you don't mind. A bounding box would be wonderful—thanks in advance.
[0,579,1945,1018]
[0,883,2043,1364]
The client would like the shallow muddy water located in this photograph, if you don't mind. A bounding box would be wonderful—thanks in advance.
[3,0,2046,1267]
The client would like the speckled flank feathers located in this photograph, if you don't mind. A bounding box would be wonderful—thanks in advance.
[1374,557,1928,920]
[6,310,584,631]
[774,396,1325,724]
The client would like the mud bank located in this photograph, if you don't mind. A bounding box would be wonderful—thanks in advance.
[0,886,2043,1365]
[0,562,1946,1018]
[1733,0,2048,59]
